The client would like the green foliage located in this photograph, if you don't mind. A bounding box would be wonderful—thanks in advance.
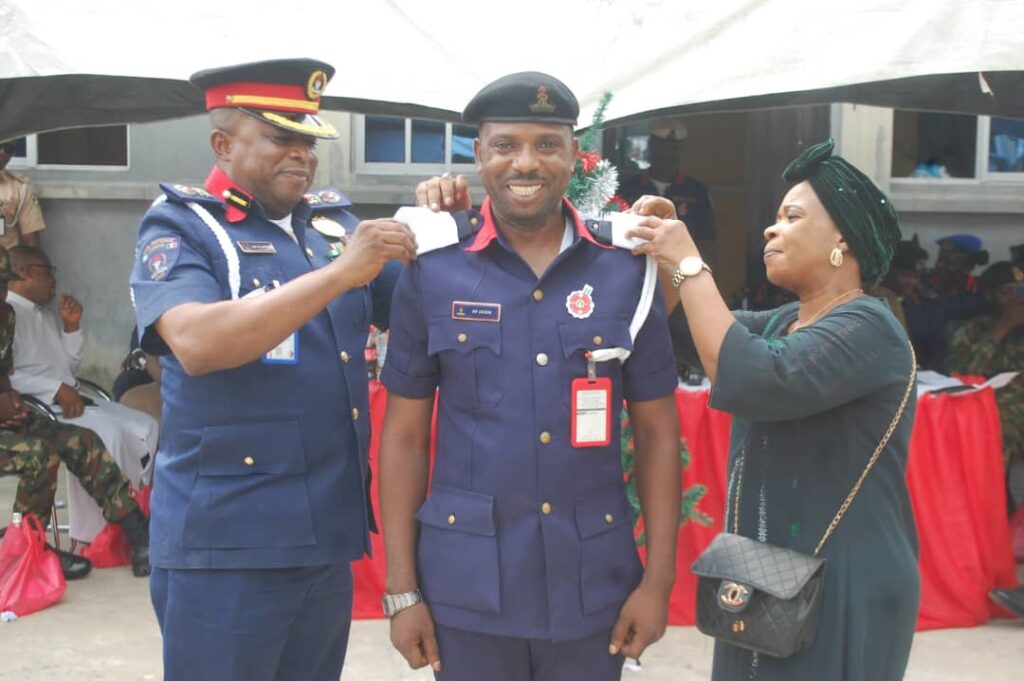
[620,408,711,546]
[577,91,613,153]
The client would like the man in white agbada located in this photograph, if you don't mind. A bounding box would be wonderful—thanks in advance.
[7,246,158,543]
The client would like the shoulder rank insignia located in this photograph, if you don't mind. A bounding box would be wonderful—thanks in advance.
[311,216,347,239]
[161,183,216,202]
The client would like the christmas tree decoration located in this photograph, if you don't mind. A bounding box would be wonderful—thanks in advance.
[566,92,630,220]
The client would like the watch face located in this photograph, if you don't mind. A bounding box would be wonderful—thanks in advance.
[680,256,704,277]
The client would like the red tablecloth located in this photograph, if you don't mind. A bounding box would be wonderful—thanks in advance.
[353,383,1019,630]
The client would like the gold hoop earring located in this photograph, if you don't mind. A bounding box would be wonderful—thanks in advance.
[829,247,844,268]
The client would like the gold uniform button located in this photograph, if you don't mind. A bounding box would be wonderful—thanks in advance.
[447,514,456,525]
[243,456,255,466]
[252,278,261,287]
[605,513,614,524]
[532,289,544,302]
[593,335,603,346]
[340,351,350,363]
[536,353,549,366]
[539,431,552,444]
[351,408,359,420]
[457,333,468,343]
[305,247,314,258]
[541,502,552,515]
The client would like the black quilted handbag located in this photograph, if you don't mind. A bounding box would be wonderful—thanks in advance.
[691,344,916,658]
[691,532,826,657]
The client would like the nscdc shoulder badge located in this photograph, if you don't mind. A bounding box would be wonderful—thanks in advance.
[566,284,595,319]
[140,236,181,282]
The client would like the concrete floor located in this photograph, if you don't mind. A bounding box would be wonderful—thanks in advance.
[1,479,1022,680]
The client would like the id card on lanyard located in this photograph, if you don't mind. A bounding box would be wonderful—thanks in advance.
[571,356,612,447]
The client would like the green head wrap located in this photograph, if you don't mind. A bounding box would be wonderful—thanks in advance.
[782,138,901,283]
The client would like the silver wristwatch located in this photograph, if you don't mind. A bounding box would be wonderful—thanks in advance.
[671,256,712,288]
[381,589,423,617]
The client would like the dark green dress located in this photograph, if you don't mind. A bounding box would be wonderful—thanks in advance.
[706,297,920,681]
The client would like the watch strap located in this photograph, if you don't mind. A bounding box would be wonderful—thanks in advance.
[382,588,423,617]
[671,259,711,288]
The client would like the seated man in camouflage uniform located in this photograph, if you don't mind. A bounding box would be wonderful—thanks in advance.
[0,247,150,577]
[947,261,1024,504]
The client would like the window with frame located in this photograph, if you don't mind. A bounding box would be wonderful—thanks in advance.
[4,126,129,170]
[356,115,476,173]
[891,111,1024,182]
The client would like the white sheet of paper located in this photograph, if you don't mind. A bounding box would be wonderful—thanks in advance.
[916,370,966,394]
[608,212,646,249]
[394,206,461,255]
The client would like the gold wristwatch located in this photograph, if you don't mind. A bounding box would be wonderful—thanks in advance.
[671,256,712,288]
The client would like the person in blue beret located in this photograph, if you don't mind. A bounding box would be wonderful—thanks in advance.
[130,58,417,681]
[928,233,988,326]
[628,139,919,681]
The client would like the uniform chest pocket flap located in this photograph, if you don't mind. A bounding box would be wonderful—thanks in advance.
[415,485,500,614]
[183,421,315,549]
[557,315,633,359]
[575,487,643,615]
[427,319,503,409]
[238,260,285,297]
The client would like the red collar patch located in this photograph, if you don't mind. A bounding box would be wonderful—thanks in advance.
[466,197,609,253]
[205,167,255,223]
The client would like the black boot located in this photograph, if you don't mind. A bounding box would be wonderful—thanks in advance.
[46,544,92,580]
[118,509,151,577]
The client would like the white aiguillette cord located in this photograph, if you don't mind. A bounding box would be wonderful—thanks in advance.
[588,254,657,365]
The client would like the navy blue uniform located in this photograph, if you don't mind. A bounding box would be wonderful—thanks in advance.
[382,198,677,650]
[131,167,399,680]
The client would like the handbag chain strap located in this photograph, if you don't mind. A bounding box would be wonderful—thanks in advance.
[731,342,917,556]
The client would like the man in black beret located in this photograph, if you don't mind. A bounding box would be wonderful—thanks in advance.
[130,58,417,681]
[379,72,681,680]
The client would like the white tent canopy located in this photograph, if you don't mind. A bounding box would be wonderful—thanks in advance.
[2,0,1023,140]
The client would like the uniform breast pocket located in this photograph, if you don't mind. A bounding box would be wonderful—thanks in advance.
[557,316,632,405]
[427,319,503,410]
[182,421,315,549]
[238,260,285,298]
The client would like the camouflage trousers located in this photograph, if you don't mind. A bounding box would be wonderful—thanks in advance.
[0,414,138,523]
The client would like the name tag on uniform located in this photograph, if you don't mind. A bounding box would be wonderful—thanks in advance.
[263,332,299,365]
[570,376,612,447]
[237,240,277,254]
[451,301,501,323]
[0,217,5,236]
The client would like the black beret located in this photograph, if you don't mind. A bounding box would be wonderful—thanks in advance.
[463,72,578,126]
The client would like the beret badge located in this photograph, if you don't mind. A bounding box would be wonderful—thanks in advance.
[529,85,557,114]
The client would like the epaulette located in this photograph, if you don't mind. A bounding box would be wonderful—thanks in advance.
[303,188,352,209]
[159,182,220,205]
[582,218,615,247]
[452,209,484,242]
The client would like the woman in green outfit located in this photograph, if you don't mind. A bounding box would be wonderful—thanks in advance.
[628,139,919,681]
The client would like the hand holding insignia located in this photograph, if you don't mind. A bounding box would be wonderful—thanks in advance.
[416,174,472,212]
[629,194,677,221]
[331,219,418,288]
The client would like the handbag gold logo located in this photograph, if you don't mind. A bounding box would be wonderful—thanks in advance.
[732,619,746,633]
[720,582,750,608]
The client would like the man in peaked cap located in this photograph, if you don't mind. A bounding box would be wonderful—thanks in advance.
[130,58,417,681]
[379,72,681,680]
[0,140,46,249]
